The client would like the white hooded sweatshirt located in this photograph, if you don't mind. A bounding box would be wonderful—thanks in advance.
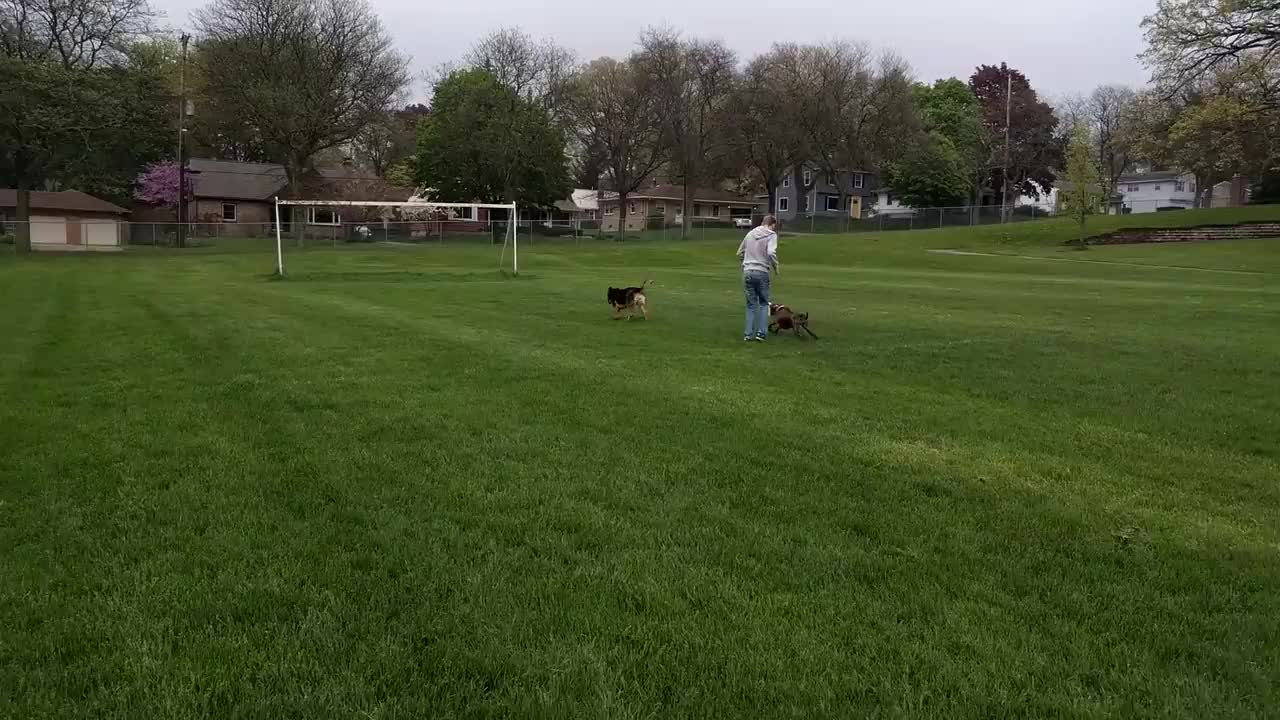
[737,225,778,274]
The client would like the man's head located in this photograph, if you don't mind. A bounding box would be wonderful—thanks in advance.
[762,214,777,230]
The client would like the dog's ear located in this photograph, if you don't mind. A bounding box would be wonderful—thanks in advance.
[797,312,808,322]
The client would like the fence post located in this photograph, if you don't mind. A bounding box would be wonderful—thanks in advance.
[909,213,913,231]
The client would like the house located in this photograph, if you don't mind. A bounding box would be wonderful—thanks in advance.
[132,158,415,235]
[550,189,600,222]
[598,185,755,232]
[0,189,128,250]
[768,165,879,221]
[1116,170,1197,213]
[1211,175,1250,208]
[1050,181,1126,215]
[867,187,915,217]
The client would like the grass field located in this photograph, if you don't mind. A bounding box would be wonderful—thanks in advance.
[2,211,1279,717]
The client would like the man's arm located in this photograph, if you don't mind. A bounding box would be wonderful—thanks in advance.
[736,237,746,260]
[767,233,779,270]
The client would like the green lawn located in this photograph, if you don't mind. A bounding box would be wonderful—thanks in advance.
[2,215,1278,717]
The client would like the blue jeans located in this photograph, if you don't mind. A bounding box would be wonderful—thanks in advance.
[743,270,771,337]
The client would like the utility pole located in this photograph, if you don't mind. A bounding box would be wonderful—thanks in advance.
[177,32,191,247]
[1001,69,1011,223]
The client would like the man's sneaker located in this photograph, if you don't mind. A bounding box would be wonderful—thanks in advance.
[755,334,767,342]
[744,336,755,342]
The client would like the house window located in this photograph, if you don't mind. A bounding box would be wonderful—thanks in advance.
[1154,185,1162,191]
[1128,185,1140,192]
[628,201,636,214]
[854,174,864,189]
[711,204,719,216]
[1175,181,1186,192]
[221,203,237,222]
[308,208,339,225]
[652,203,664,215]
[824,172,834,186]
[803,169,812,186]
[782,175,791,188]
[454,206,475,220]
[604,205,617,216]
[825,195,840,212]
[778,197,790,212]
[694,204,704,216]
[802,195,809,212]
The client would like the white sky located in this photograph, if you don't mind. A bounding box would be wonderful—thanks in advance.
[156,0,1158,102]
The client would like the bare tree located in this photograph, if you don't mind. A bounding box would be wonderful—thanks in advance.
[196,0,409,212]
[466,27,577,124]
[1,0,156,68]
[635,28,736,238]
[726,50,801,214]
[1087,85,1138,206]
[1142,0,1280,103]
[570,56,666,237]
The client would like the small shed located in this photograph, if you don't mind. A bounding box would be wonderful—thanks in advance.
[0,190,129,250]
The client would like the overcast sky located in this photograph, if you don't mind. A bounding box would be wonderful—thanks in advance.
[157,0,1158,102]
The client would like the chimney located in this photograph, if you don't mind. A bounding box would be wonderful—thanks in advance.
[1230,174,1248,207]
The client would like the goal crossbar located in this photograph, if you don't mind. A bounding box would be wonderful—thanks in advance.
[272,197,519,277]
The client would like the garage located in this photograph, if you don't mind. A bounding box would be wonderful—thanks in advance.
[0,189,128,251]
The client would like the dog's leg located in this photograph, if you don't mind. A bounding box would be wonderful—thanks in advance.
[611,304,622,320]
[803,324,819,340]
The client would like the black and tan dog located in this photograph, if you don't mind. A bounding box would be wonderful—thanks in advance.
[607,280,651,320]
[768,303,818,339]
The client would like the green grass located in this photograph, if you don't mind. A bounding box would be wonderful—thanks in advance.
[2,210,1279,717]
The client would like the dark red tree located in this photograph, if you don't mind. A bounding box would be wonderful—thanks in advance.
[969,63,1062,201]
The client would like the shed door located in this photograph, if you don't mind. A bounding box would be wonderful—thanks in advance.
[86,220,119,246]
[30,216,67,246]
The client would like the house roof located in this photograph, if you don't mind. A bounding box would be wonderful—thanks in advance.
[1117,170,1187,183]
[187,158,410,202]
[600,184,753,204]
[0,189,128,215]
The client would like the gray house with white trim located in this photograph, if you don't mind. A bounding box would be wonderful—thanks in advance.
[765,165,880,221]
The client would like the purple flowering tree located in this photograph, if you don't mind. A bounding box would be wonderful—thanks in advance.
[133,161,191,208]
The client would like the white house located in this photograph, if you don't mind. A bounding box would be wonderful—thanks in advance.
[1116,171,1197,213]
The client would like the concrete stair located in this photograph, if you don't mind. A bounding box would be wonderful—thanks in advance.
[1086,223,1280,245]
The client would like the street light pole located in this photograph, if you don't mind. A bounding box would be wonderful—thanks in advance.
[177,32,190,247]
[1001,69,1011,224]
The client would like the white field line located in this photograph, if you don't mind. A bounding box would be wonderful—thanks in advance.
[927,249,1271,276]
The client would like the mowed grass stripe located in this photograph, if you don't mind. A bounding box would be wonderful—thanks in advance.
[0,238,1277,717]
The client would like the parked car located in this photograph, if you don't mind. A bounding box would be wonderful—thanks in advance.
[733,217,753,228]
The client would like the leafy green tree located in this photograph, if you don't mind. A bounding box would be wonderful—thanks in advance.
[1062,123,1102,246]
[907,78,984,206]
[416,69,569,207]
[886,131,970,209]
[1,0,168,252]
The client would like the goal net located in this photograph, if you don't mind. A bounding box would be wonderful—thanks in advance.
[272,198,520,276]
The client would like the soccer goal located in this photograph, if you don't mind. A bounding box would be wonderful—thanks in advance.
[272,197,520,277]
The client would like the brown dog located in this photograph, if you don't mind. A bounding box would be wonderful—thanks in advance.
[768,303,818,339]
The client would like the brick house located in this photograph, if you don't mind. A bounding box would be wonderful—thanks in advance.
[131,159,416,234]
[598,185,756,232]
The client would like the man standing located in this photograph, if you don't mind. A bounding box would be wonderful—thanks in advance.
[737,215,778,342]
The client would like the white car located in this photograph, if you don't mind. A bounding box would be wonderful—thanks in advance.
[733,217,753,229]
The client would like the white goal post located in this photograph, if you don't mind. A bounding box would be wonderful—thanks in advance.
[272,197,520,277]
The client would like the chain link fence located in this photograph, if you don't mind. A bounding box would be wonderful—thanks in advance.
[0,199,1215,258]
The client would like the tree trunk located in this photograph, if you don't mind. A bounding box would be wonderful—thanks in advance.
[681,183,693,240]
[14,179,31,255]
[617,190,629,241]
[288,159,306,246]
